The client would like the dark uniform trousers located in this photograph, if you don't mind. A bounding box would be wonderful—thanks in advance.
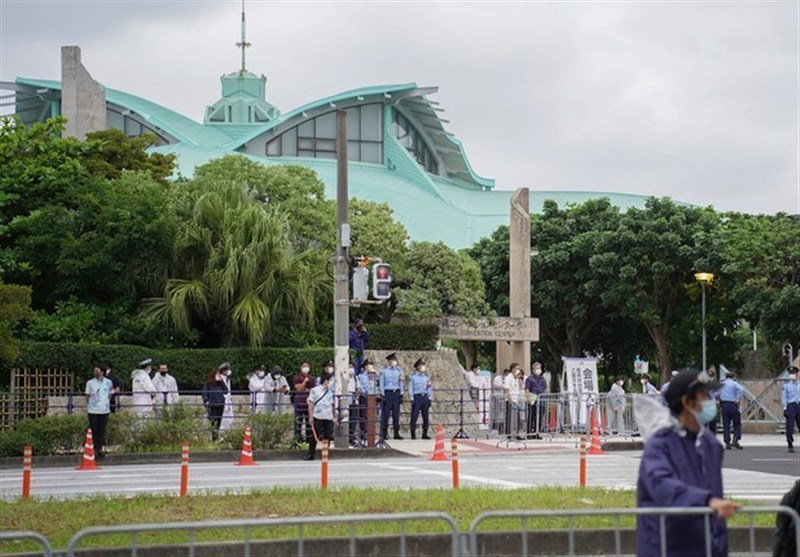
[526,400,545,435]
[381,389,401,438]
[308,417,334,458]
[348,395,364,443]
[294,405,311,442]
[720,401,741,444]
[786,403,800,446]
[410,394,431,438]
[88,412,109,456]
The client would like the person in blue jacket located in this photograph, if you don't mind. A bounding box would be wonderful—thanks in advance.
[635,369,741,557]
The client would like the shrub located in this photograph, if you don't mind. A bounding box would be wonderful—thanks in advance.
[367,324,439,350]
[0,414,88,456]
[123,404,213,453]
[219,413,295,451]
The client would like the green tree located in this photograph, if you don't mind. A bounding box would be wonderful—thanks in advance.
[590,198,720,379]
[0,282,33,363]
[81,129,175,186]
[143,181,329,347]
[394,241,491,321]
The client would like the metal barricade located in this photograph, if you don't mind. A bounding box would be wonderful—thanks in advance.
[65,512,461,557]
[468,506,800,557]
[0,530,53,557]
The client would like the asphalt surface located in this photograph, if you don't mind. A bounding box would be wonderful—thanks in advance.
[1,435,796,503]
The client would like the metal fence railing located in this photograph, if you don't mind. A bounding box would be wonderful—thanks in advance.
[64,512,462,557]
[0,530,53,557]
[3,505,797,557]
[468,506,800,557]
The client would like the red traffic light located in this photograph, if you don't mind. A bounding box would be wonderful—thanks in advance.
[376,266,390,280]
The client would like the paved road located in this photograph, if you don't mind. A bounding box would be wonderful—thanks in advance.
[1,440,796,503]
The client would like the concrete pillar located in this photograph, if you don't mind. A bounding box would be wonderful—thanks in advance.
[497,188,531,373]
[61,46,106,139]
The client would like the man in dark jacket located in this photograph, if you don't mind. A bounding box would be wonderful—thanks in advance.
[636,369,740,556]
[349,319,369,377]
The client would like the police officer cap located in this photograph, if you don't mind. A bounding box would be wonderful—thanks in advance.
[414,358,425,369]
[664,369,719,406]
[253,364,265,372]
[218,362,231,371]
[139,358,153,367]
[271,365,282,374]
[386,353,397,361]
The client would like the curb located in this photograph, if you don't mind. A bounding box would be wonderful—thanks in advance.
[601,440,644,451]
[0,447,407,470]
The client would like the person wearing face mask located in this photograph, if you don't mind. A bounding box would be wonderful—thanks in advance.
[293,361,315,443]
[349,318,369,378]
[358,359,380,445]
[131,358,157,419]
[248,364,269,414]
[346,360,361,447]
[202,369,229,440]
[408,359,432,440]
[718,371,744,450]
[266,365,291,415]
[218,363,235,431]
[781,366,800,453]
[152,364,180,411]
[85,362,113,459]
[635,369,740,556]
[640,374,660,397]
[504,364,524,440]
[607,375,626,435]
[525,362,548,439]
[380,353,404,440]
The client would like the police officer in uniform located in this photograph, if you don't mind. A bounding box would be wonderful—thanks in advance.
[409,358,432,440]
[782,366,800,453]
[380,353,404,440]
[719,371,744,450]
[358,359,379,443]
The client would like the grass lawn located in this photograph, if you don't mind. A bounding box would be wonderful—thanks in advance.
[0,487,771,553]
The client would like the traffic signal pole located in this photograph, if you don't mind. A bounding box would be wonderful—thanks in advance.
[334,110,350,443]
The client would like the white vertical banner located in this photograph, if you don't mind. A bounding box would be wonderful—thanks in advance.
[477,370,492,430]
[562,357,599,426]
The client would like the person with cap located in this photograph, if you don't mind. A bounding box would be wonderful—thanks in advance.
[202,368,229,440]
[357,359,379,443]
[660,370,680,397]
[379,353,404,440]
[525,362,548,439]
[266,365,291,415]
[349,318,369,377]
[640,374,660,397]
[635,368,740,556]
[131,358,157,418]
[248,364,269,414]
[465,363,481,402]
[408,358,432,440]
[218,363,235,431]
[293,361,315,443]
[718,371,744,450]
[607,376,627,435]
[781,366,800,453]
[305,371,337,460]
[85,362,113,459]
[152,363,180,412]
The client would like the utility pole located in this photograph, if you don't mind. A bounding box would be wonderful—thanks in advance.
[334,110,350,444]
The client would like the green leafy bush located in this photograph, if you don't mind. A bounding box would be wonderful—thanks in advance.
[367,324,439,351]
[0,414,87,456]
[122,404,213,453]
[219,413,294,451]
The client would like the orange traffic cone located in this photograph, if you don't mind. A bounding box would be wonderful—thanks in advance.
[76,428,99,470]
[235,426,258,466]
[588,408,606,456]
[429,424,449,461]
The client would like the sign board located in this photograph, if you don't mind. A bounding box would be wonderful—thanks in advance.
[562,357,599,426]
[437,316,539,342]
[634,356,649,375]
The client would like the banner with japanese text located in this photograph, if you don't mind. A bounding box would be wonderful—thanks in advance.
[562,357,599,426]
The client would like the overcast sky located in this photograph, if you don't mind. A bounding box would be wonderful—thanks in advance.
[1,0,798,214]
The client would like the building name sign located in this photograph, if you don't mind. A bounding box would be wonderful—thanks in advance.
[437,316,539,342]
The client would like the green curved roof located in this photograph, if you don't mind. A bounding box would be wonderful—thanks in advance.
[10,76,660,249]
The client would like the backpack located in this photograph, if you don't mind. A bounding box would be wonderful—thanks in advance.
[774,479,800,557]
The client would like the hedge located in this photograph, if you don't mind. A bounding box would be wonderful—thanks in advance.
[8,324,438,391]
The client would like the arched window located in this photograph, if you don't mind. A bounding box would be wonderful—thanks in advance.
[390,108,438,175]
[265,104,383,164]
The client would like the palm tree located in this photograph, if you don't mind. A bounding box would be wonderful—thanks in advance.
[143,181,329,347]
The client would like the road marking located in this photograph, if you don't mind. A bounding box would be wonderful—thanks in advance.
[751,458,798,462]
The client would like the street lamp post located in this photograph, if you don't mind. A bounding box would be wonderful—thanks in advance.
[694,272,714,371]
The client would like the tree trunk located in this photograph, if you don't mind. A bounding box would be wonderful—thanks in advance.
[459,340,477,369]
[645,323,672,383]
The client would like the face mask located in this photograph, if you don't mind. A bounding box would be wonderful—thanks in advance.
[617,381,624,387]
[301,367,310,374]
[367,366,375,373]
[790,375,798,382]
[271,372,279,378]
[420,366,427,373]
[534,369,542,376]
[224,370,232,377]
[693,399,717,425]
[257,371,265,378]
[389,361,397,367]
[640,379,647,385]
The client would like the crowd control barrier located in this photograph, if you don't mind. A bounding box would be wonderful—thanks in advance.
[0,530,53,556]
